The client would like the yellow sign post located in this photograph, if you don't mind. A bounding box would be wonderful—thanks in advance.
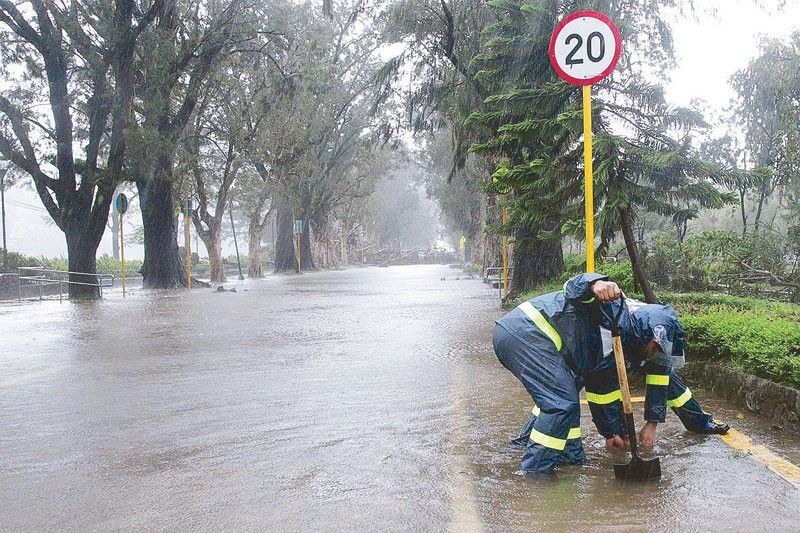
[501,203,509,297]
[549,10,621,274]
[185,197,192,290]
[115,193,129,297]
[582,85,595,273]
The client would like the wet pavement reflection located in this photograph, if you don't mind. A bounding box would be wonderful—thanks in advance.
[1,265,799,531]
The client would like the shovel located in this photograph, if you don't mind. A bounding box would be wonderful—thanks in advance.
[602,298,661,482]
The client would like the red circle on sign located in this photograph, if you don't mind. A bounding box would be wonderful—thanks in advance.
[549,10,622,86]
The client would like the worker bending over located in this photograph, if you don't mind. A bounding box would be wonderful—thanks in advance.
[511,300,729,454]
[492,274,727,475]
[493,273,622,476]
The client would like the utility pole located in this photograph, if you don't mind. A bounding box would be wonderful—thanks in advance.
[0,164,8,272]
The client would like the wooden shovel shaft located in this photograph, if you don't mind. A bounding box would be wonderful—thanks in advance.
[612,335,634,415]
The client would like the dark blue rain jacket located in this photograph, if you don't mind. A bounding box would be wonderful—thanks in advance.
[585,303,709,438]
[496,272,611,378]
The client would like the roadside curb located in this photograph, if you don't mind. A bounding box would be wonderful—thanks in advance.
[682,361,800,434]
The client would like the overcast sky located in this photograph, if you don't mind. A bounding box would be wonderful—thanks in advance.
[665,0,800,109]
[3,0,800,260]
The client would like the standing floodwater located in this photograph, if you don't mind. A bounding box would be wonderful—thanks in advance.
[1,265,798,531]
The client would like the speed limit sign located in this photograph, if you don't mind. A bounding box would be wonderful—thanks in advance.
[549,10,622,273]
[549,10,621,86]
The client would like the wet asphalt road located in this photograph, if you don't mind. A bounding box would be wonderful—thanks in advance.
[1,265,799,532]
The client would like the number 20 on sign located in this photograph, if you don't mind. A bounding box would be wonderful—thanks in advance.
[549,10,621,273]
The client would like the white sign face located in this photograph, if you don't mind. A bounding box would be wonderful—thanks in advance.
[549,11,621,86]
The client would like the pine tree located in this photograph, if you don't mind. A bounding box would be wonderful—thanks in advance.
[468,0,732,299]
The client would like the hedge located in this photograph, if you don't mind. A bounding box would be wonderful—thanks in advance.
[660,293,800,388]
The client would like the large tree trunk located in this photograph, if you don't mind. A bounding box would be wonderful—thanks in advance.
[137,175,186,288]
[65,227,101,299]
[63,182,115,299]
[200,226,225,283]
[300,221,316,271]
[248,215,265,278]
[274,195,297,272]
[509,223,563,297]
[620,207,656,303]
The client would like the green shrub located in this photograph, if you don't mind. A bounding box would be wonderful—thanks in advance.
[2,251,148,278]
[597,260,634,291]
[681,311,800,386]
[660,292,800,320]
[562,253,585,279]
[95,254,144,277]
[517,262,634,304]
[648,230,793,298]
[666,293,800,387]
[2,251,45,271]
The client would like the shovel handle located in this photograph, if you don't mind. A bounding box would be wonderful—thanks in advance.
[613,332,641,459]
[612,335,634,416]
[604,298,641,460]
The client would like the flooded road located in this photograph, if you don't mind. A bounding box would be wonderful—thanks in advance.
[1,265,799,531]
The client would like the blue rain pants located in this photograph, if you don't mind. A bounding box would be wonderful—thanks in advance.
[582,357,714,438]
[493,322,583,474]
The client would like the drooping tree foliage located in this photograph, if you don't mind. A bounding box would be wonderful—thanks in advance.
[385,0,496,262]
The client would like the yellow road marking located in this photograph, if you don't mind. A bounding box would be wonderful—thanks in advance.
[721,428,800,489]
[578,397,800,489]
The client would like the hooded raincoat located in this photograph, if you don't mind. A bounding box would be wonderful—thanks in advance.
[492,273,616,474]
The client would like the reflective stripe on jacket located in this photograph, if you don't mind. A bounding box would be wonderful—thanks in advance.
[495,273,610,378]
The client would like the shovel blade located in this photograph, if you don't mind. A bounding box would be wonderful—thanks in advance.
[614,456,661,482]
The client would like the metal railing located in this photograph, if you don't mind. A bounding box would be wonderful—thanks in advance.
[17,266,114,302]
[484,266,513,301]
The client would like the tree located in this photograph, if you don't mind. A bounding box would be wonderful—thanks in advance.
[469,0,728,298]
[386,0,495,264]
[0,0,158,298]
[700,134,757,237]
[184,93,242,283]
[732,32,800,233]
[269,1,399,273]
[129,0,243,288]
[590,129,733,302]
